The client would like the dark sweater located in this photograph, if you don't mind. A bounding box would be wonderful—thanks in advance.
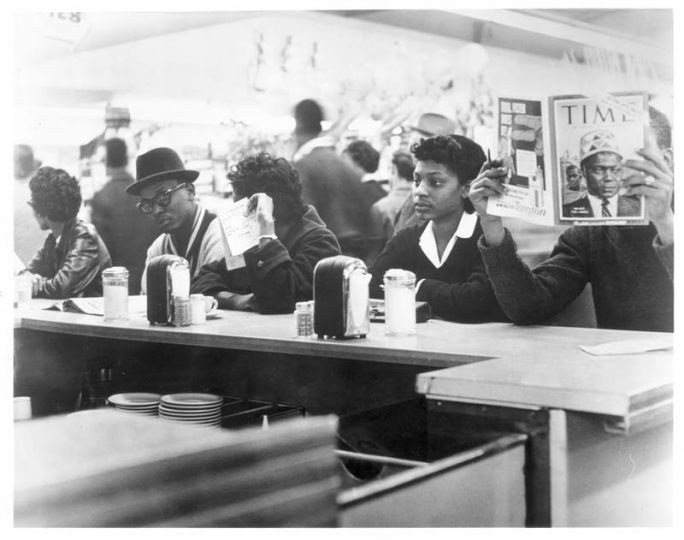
[369,221,507,323]
[478,225,674,332]
[191,206,341,314]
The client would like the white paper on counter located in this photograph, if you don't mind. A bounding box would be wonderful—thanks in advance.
[580,339,672,356]
[217,198,260,256]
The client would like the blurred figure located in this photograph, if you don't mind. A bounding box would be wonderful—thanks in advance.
[126,147,224,292]
[14,144,45,263]
[370,150,415,248]
[394,112,456,234]
[342,140,387,205]
[91,138,160,294]
[20,167,112,298]
[192,153,340,313]
[292,99,376,263]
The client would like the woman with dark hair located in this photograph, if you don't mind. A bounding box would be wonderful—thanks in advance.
[191,153,341,313]
[369,135,506,323]
[21,166,112,298]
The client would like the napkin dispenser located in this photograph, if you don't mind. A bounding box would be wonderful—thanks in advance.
[313,255,370,339]
[146,255,190,325]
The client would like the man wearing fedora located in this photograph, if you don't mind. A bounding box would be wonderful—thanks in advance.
[126,147,224,292]
[562,130,642,219]
[393,112,456,234]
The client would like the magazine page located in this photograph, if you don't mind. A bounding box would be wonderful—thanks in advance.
[550,92,648,225]
[216,197,260,270]
[486,97,555,226]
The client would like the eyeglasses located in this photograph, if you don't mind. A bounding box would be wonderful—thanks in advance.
[136,183,187,214]
[588,165,622,177]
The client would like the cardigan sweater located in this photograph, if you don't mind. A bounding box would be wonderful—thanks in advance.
[478,225,674,332]
[369,220,507,323]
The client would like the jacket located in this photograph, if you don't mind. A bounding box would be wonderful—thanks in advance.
[478,225,673,332]
[27,218,112,298]
[369,219,507,323]
[191,205,341,314]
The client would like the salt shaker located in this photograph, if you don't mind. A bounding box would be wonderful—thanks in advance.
[294,301,314,338]
[102,267,129,322]
[383,269,416,335]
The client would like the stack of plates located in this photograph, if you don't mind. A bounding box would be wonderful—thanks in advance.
[159,393,223,428]
[107,393,161,416]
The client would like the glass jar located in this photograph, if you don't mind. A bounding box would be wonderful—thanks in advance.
[102,267,129,322]
[383,269,416,335]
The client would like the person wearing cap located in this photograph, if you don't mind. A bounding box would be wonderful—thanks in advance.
[191,153,340,313]
[469,107,674,332]
[91,139,160,294]
[369,135,506,323]
[562,130,641,218]
[20,166,112,298]
[126,147,224,292]
[291,99,376,263]
[393,112,456,234]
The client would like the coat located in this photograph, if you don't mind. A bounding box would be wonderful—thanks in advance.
[27,217,112,298]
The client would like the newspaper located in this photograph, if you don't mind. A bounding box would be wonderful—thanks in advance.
[216,198,260,270]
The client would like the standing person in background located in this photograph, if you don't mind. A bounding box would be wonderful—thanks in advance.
[20,166,112,298]
[291,99,376,263]
[394,112,456,234]
[370,150,415,248]
[126,147,224,292]
[91,138,160,294]
[14,144,45,264]
[342,140,387,205]
[468,107,673,332]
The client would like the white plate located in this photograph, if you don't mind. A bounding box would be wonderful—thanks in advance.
[160,410,222,420]
[161,393,223,406]
[107,393,161,407]
[207,309,219,319]
[159,407,221,417]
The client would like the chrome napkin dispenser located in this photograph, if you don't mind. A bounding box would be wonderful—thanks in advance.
[146,255,190,325]
[313,255,370,339]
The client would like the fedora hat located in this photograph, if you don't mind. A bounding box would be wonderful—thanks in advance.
[579,130,622,166]
[126,147,199,195]
[408,113,456,137]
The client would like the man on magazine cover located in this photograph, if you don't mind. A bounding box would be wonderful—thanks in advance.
[562,130,641,218]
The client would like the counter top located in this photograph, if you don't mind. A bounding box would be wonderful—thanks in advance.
[14,299,672,371]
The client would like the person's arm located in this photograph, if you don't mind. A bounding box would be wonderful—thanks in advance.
[35,227,104,299]
[478,227,590,325]
[242,228,341,314]
[416,255,507,323]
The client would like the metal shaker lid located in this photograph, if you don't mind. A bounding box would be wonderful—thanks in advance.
[383,268,416,284]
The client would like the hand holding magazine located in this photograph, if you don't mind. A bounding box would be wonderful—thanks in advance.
[486,91,649,226]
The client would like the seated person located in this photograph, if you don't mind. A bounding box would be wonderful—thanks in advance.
[342,139,387,205]
[468,108,673,332]
[192,153,341,314]
[126,147,225,292]
[20,166,112,298]
[369,135,506,323]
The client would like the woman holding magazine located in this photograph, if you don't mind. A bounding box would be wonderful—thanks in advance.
[191,153,340,313]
